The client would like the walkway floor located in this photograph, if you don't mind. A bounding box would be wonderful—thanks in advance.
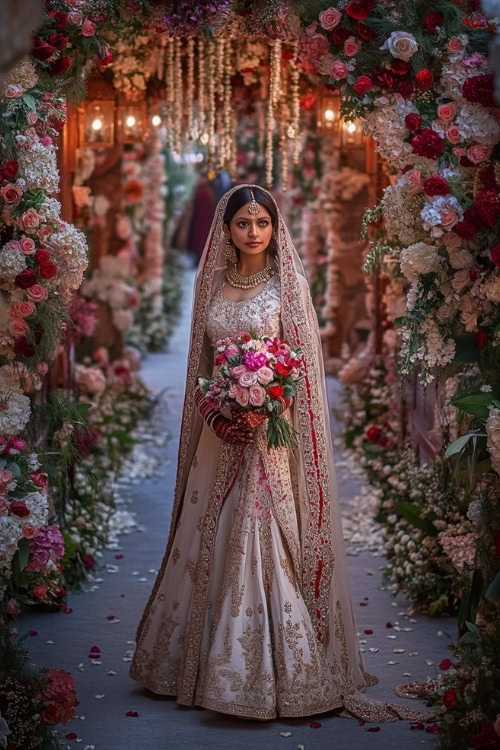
[19,264,452,750]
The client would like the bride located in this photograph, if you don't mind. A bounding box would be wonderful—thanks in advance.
[130,185,423,723]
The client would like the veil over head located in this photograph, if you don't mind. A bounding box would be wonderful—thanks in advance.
[135,184,426,722]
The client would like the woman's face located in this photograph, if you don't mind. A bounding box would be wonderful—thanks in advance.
[225,202,273,259]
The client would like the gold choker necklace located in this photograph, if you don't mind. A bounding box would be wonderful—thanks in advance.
[226,263,275,289]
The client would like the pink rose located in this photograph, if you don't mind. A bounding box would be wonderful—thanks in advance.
[20,237,36,255]
[453,147,465,157]
[239,370,258,387]
[235,386,250,407]
[38,224,53,243]
[344,36,361,57]
[407,170,423,194]
[27,112,39,125]
[81,18,96,36]
[22,525,38,539]
[22,207,41,233]
[467,144,492,164]
[228,383,239,399]
[249,384,266,407]
[440,208,459,229]
[448,37,463,53]
[331,60,349,80]
[68,10,83,24]
[437,102,456,121]
[4,84,23,99]
[231,364,247,378]
[257,366,274,385]
[40,136,52,147]
[24,128,37,138]
[451,269,471,293]
[27,284,48,302]
[5,598,20,616]
[0,470,13,485]
[443,232,461,249]
[16,301,35,317]
[0,498,9,516]
[446,126,461,144]
[7,240,21,251]
[1,184,23,204]
[319,7,342,29]
[9,318,29,336]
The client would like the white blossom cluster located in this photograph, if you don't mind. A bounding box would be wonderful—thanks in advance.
[82,255,138,332]
[15,134,60,194]
[0,490,48,571]
[362,98,418,170]
[112,34,161,99]
[0,245,27,279]
[399,242,442,282]
[421,195,464,236]
[486,408,500,476]
[46,221,89,290]
[454,102,500,145]
[3,57,39,92]
[381,176,426,246]
[0,384,31,435]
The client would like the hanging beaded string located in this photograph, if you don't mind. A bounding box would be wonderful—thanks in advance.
[216,36,225,100]
[197,37,206,143]
[288,40,301,166]
[174,37,183,154]
[165,37,174,149]
[186,37,195,142]
[207,39,216,173]
[266,39,281,188]
[279,55,290,192]
[223,36,233,172]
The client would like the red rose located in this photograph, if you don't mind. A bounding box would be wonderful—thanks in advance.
[373,69,394,90]
[469,267,478,282]
[50,56,73,76]
[13,337,35,357]
[275,362,291,377]
[463,73,495,107]
[475,330,487,349]
[346,0,375,20]
[2,160,18,179]
[424,12,444,33]
[443,688,457,710]
[357,21,374,41]
[405,113,421,131]
[30,469,48,488]
[423,176,450,196]
[439,658,453,670]
[48,32,69,48]
[49,10,69,26]
[353,75,372,94]
[10,500,31,518]
[15,269,37,289]
[39,261,57,279]
[32,36,56,61]
[411,128,444,160]
[454,220,477,240]
[390,59,410,76]
[83,554,96,568]
[415,69,434,90]
[476,189,500,227]
[269,384,284,400]
[35,249,51,265]
[97,48,114,67]
[331,27,350,45]
[398,80,414,99]
[491,245,500,266]
[366,426,381,443]
[215,353,225,365]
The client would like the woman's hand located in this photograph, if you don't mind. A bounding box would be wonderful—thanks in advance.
[212,413,255,445]
[274,396,294,416]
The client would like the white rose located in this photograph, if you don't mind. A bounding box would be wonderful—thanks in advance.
[381,31,419,61]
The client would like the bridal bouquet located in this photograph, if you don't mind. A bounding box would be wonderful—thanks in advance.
[198,329,304,449]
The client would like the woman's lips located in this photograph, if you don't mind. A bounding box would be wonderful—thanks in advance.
[246,242,261,247]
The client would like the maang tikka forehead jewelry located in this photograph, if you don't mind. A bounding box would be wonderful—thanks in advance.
[247,189,260,216]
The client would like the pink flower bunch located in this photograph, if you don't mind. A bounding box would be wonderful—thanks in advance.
[26,524,65,572]
[39,668,79,725]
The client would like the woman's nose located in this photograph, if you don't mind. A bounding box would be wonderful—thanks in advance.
[248,225,257,237]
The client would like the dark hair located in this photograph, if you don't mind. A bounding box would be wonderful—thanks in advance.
[223,186,279,261]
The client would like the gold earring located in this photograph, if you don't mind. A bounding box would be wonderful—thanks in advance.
[224,238,237,266]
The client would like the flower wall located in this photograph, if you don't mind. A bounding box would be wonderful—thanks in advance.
[301,1,500,745]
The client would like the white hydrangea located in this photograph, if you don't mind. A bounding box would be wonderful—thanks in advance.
[113,310,135,331]
[455,102,500,144]
[483,275,500,303]
[40,197,62,222]
[486,408,500,476]
[362,98,419,170]
[15,135,60,194]
[382,178,426,245]
[45,222,89,289]
[421,195,464,231]
[4,57,38,91]
[0,246,27,278]
[420,318,456,370]
[23,491,49,528]
[0,517,23,570]
[0,383,31,435]
[400,242,442,282]
[440,60,475,99]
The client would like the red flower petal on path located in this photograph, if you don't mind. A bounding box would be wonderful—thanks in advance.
[115,554,123,559]
[364,597,369,600]
[364,629,373,634]
[28,630,38,636]
[385,622,393,628]
[65,733,78,740]
[62,607,72,614]
[367,727,381,732]
[310,721,321,728]
[410,722,425,731]
[359,720,366,726]
[126,711,139,717]
[107,615,118,620]
[359,602,368,606]
[425,725,440,734]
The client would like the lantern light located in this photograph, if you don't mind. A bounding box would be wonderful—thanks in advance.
[117,99,147,144]
[151,114,162,127]
[316,91,340,135]
[341,118,364,149]
[78,96,115,148]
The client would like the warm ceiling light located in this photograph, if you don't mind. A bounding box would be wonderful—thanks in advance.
[126,115,136,128]
[91,118,103,131]
[151,114,162,127]
[324,109,335,122]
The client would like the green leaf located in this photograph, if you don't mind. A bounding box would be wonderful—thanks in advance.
[17,537,30,572]
[485,570,500,604]
[444,434,475,457]
[22,93,37,111]
[458,571,483,629]
[394,501,436,535]
[451,392,492,421]
[454,335,480,363]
